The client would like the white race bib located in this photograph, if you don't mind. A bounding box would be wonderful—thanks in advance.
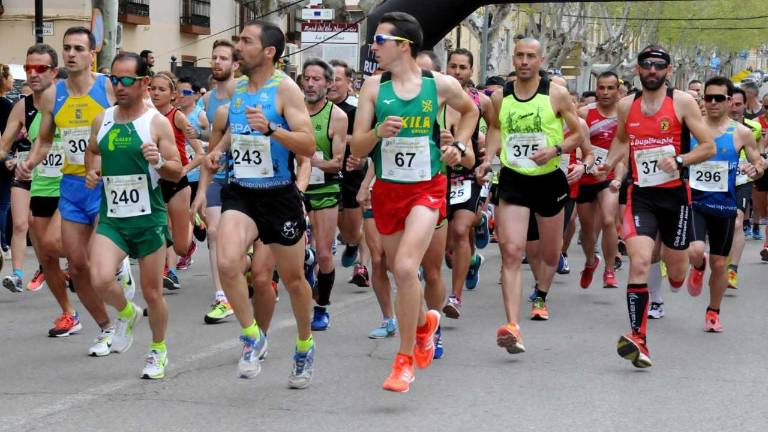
[505,132,547,169]
[380,136,431,182]
[591,146,609,168]
[309,151,325,185]
[231,135,273,179]
[559,153,571,173]
[39,141,65,177]
[104,174,151,218]
[449,180,472,205]
[480,181,490,198]
[15,151,29,162]
[690,160,729,192]
[61,127,90,166]
[634,145,679,187]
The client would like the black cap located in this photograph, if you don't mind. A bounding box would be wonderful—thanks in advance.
[638,48,671,64]
[485,76,505,87]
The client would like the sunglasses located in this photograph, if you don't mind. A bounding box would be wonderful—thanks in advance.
[109,75,143,87]
[23,64,53,74]
[703,94,729,103]
[373,34,413,45]
[179,89,195,96]
[638,59,669,70]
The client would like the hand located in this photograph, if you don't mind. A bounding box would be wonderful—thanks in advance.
[658,156,677,174]
[310,152,323,168]
[5,158,16,171]
[530,146,557,166]
[356,186,371,210]
[440,144,461,167]
[15,160,32,179]
[205,150,222,171]
[566,163,585,185]
[439,129,454,148]
[246,106,269,134]
[475,161,491,179]
[744,162,759,179]
[85,169,101,189]
[377,116,402,139]
[608,178,622,193]
[593,162,614,178]
[346,154,364,171]
[190,195,207,225]
[141,142,161,166]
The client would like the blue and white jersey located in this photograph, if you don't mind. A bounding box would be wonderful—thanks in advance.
[690,122,739,217]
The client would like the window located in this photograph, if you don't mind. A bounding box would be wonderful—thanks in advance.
[118,0,150,25]
[180,0,211,35]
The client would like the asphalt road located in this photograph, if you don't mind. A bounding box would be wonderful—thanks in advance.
[2,235,768,432]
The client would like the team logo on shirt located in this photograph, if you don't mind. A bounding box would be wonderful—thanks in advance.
[659,118,671,132]
[75,108,83,120]
[421,99,433,113]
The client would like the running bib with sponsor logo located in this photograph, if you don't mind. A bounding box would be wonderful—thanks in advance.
[309,151,325,185]
[505,132,546,169]
[634,145,679,187]
[690,160,728,192]
[449,179,472,205]
[104,174,151,218]
[591,146,608,167]
[61,127,90,166]
[231,135,273,179]
[380,136,431,182]
[39,140,65,177]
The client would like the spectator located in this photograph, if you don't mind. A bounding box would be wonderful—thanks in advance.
[0,65,13,255]
[140,49,155,75]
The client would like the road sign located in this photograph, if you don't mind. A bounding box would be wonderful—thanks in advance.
[302,9,334,21]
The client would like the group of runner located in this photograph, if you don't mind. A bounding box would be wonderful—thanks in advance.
[2,12,766,392]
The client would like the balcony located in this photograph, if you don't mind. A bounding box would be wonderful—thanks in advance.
[180,0,211,35]
[118,0,150,25]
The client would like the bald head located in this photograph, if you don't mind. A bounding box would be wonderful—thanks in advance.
[515,37,543,56]
[513,37,544,82]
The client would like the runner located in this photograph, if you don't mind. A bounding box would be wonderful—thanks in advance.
[685,76,764,332]
[480,38,583,354]
[576,71,624,289]
[15,27,134,354]
[597,45,715,368]
[196,20,317,388]
[85,51,182,378]
[351,12,478,392]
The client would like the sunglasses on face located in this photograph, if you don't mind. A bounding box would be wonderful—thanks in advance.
[179,89,195,96]
[703,94,729,103]
[638,59,669,70]
[23,64,53,74]
[109,75,143,87]
[373,34,413,45]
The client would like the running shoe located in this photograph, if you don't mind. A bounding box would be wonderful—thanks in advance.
[761,245,768,262]
[617,239,628,256]
[3,274,22,293]
[648,302,665,319]
[311,306,330,331]
[752,229,764,241]
[142,350,168,380]
[603,269,618,289]
[413,310,440,369]
[579,254,601,289]
[163,270,181,290]
[433,326,444,359]
[727,268,738,289]
[442,295,462,319]
[176,241,197,270]
[382,353,415,393]
[350,263,370,288]
[48,312,82,337]
[556,253,570,274]
[238,333,268,379]
[193,213,207,242]
[614,256,624,271]
[88,327,114,356]
[531,297,549,320]
[617,332,652,368]
[496,322,525,354]
[369,318,397,339]
[27,267,46,292]
[204,301,233,324]
[118,263,135,302]
[288,346,315,389]
[687,255,706,297]
[705,310,723,333]
[660,261,668,279]
[475,213,490,249]
[465,254,484,290]
[304,247,317,288]
[341,244,359,268]
[111,303,142,353]
[528,283,539,302]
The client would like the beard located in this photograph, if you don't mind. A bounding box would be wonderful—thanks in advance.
[213,67,232,81]
[639,73,666,91]
[304,90,326,104]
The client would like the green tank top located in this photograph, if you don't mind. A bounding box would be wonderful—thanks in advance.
[96,107,166,227]
[499,78,564,176]
[373,70,441,183]
[30,114,64,197]
[306,100,340,194]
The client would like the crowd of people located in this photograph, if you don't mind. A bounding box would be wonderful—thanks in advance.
[1,10,767,392]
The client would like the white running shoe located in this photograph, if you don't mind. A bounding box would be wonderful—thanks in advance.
[141,350,168,379]
[88,327,115,357]
[648,302,665,319]
[111,303,142,353]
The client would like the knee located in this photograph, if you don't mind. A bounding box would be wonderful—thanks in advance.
[392,259,419,283]
[89,267,113,290]
[709,258,727,273]
[207,226,219,244]
[142,286,164,304]
[280,269,308,294]
[370,250,386,271]
[13,218,28,232]
[499,243,524,267]
[252,268,273,289]
[217,253,242,280]
[316,250,333,270]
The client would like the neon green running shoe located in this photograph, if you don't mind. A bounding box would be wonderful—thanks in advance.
[204,301,234,324]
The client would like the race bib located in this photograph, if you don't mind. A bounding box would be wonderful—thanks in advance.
[559,153,570,173]
[231,135,273,179]
[591,146,609,168]
[61,127,90,166]
[690,160,728,192]
[505,132,547,169]
[449,180,472,205]
[15,151,29,162]
[309,151,325,185]
[480,181,490,198]
[39,141,65,177]
[634,145,679,187]
[380,136,431,182]
[104,174,151,218]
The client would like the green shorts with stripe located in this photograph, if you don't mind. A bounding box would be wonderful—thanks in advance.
[96,222,172,259]
[303,191,340,212]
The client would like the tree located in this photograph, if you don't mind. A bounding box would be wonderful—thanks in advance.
[462,5,515,78]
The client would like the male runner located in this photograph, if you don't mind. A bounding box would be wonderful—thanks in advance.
[685,76,763,332]
[85,52,182,379]
[598,45,715,368]
[687,80,703,98]
[481,38,583,354]
[351,12,478,392]
[300,57,347,331]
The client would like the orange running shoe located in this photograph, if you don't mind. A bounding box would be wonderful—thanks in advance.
[413,310,440,369]
[530,297,549,320]
[27,267,46,292]
[382,353,415,393]
[705,310,723,333]
[603,269,617,288]
[617,332,652,368]
[579,254,601,289]
[496,322,525,354]
[687,254,706,297]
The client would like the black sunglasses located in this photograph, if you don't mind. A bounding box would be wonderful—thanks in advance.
[638,59,669,70]
[703,94,729,103]
[109,75,143,87]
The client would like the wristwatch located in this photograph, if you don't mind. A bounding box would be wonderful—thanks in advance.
[675,155,684,168]
[452,141,467,158]
[265,122,280,137]
[554,145,563,156]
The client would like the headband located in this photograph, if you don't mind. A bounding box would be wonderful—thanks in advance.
[637,49,671,64]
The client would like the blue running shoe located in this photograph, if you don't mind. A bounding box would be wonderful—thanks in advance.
[433,326,444,359]
[238,333,268,379]
[341,244,359,268]
[311,306,330,331]
[465,254,484,290]
[753,229,764,241]
[288,346,315,389]
[556,253,570,275]
[528,283,539,302]
[475,213,490,249]
[369,318,397,339]
[304,247,317,288]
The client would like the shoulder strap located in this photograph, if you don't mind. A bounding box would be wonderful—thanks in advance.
[96,106,116,142]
